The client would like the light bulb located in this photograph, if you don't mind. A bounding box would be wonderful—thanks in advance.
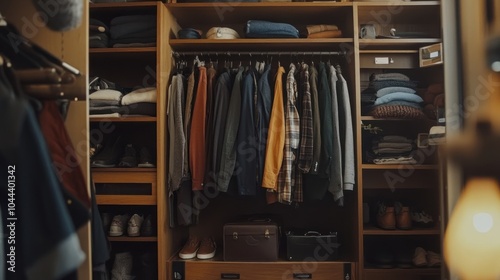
[444,178,500,280]
[473,213,493,233]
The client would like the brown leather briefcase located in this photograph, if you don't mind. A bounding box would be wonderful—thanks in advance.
[223,220,279,261]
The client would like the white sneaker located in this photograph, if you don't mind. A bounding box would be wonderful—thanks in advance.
[109,214,130,237]
[127,214,144,237]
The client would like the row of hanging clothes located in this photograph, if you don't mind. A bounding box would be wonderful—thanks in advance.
[0,19,108,280]
[167,51,355,226]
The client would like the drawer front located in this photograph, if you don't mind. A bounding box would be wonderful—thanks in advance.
[182,261,354,280]
[360,53,418,69]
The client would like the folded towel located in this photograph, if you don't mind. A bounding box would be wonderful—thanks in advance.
[122,103,156,116]
[90,99,121,107]
[375,92,423,105]
[110,24,157,40]
[376,86,416,97]
[89,106,121,115]
[370,80,417,91]
[89,113,121,118]
[89,89,123,101]
[372,73,410,81]
[374,156,417,165]
[306,24,339,35]
[307,30,342,39]
[121,87,157,105]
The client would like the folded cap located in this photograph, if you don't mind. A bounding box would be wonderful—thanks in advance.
[206,27,240,39]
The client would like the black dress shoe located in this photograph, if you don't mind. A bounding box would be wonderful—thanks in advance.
[91,135,125,168]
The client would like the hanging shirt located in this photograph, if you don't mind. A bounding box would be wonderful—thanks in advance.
[256,64,272,185]
[337,67,355,195]
[189,66,208,190]
[211,71,232,185]
[262,66,286,190]
[217,67,244,192]
[298,63,313,173]
[183,70,196,180]
[235,68,258,196]
[309,64,322,174]
[329,65,344,203]
[277,63,301,204]
[204,66,218,185]
[168,74,187,192]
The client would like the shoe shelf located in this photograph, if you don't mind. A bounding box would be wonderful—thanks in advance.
[96,195,157,206]
[363,225,440,236]
[358,39,442,49]
[108,236,158,242]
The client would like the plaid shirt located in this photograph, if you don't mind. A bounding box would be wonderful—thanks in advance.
[278,63,302,203]
[298,63,313,173]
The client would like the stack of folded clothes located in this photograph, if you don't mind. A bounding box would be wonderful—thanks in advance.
[89,18,109,48]
[89,89,123,118]
[245,20,299,38]
[365,73,425,119]
[422,83,444,120]
[120,87,157,117]
[368,135,417,165]
[89,84,157,117]
[305,24,342,38]
[110,15,157,48]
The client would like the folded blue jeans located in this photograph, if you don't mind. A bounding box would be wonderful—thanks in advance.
[245,20,299,38]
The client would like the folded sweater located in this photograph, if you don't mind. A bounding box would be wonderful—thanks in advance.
[374,92,423,105]
[121,87,157,105]
[377,86,416,97]
[372,73,410,81]
[89,89,123,101]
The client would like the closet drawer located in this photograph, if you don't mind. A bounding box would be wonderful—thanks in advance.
[360,52,418,69]
[175,261,354,280]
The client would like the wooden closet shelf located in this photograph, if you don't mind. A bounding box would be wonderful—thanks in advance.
[90,1,158,9]
[358,38,442,49]
[91,167,157,173]
[90,116,157,122]
[362,164,439,170]
[363,225,440,236]
[108,236,158,242]
[170,38,353,52]
[96,195,157,205]
[355,1,440,7]
[89,47,157,54]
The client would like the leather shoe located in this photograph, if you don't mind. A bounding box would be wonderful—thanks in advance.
[395,202,412,229]
[376,202,396,230]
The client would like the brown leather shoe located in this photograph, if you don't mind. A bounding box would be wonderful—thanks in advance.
[197,237,216,260]
[377,203,396,230]
[179,236,200,259]
[396,205,412,230]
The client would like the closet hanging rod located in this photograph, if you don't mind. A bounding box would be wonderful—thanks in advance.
[172,51,347,57]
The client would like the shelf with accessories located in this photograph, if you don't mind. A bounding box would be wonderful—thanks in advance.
[354,1,444,277]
